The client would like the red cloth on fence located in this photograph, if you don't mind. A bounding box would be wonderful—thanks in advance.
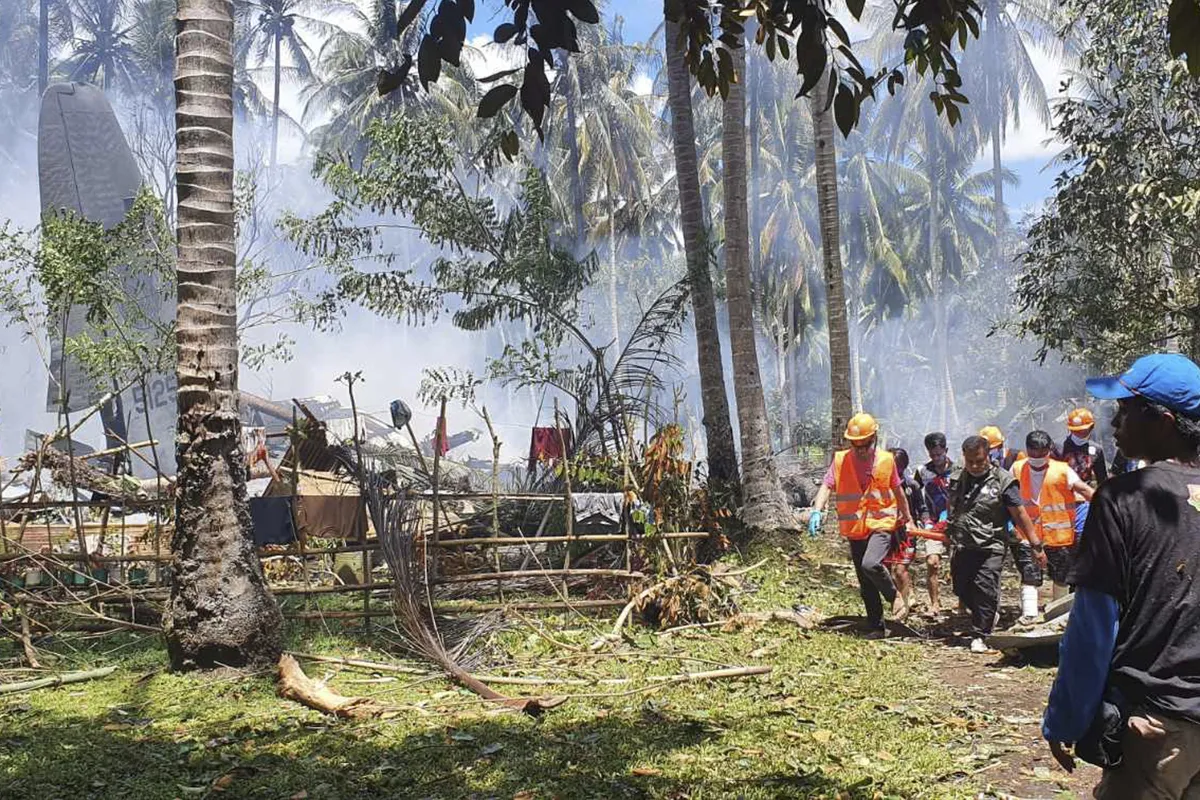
[529,427,572,471]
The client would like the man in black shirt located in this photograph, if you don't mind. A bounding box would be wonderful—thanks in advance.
[1044,353,1200,798]
[1062,406,1109,487]
[945,435,1043,653]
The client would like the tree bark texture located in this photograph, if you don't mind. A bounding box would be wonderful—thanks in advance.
[271,28,282,168]
[39,0,49,95]
[169,0,284,670]
[721,35,789,530]
[560,50,587,250]
[809,70,854,447]
[663,15,739,489]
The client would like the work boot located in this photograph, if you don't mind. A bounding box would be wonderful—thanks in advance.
[862,626,889,641]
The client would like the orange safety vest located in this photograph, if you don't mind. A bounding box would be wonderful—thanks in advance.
[1012,458,1077,547]
[832,449,899,540]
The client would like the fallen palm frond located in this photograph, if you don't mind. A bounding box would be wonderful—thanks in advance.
[368,481,565,716]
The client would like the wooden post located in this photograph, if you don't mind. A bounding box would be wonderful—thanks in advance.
[291,408,310,626]
[430,397,446,582]
[555,400,573,597]
[480,406,503,602]
[340,372,371,635]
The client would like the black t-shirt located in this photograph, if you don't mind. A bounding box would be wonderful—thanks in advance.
[1071,462,1200,721]
[1062,436,1108,486]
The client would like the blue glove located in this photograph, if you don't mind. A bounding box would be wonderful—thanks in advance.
[807,510,823,538]
[938,509,948,523]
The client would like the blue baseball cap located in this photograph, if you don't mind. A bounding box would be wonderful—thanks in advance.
[1086,353,1200,418]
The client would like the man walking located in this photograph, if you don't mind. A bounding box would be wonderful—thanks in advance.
[1061,407,1108,488]
[981,425,1020,470]
[807,413,913,636]
[946,435,1043,653]
[915,432,954,615]
[1012,431,1095,601]
[1044,353,1200,798]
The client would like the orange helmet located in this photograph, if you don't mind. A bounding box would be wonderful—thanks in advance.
[1067,407,1095,432]
[844,413,879,442]
[979,426,1004,450]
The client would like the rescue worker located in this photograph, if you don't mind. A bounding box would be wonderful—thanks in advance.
[1011,430,1095,601]
[946,435,1044,653]
[980,425,1044,622]
[884,447,925,613]
[915,432,953,616]
[1061,407,1108,488]
[1043,353,1200,797]
[981,425,1019,470]
[807,413,913,637]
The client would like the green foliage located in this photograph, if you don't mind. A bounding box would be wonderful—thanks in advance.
[0,188,175,394]
[1016,0,1200,369]
[288,113,689,455]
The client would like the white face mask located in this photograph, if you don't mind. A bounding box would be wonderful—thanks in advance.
[1027,456,1049,468]
[1070,433,1089,446]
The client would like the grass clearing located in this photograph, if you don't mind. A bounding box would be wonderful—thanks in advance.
[0,539,1061,799]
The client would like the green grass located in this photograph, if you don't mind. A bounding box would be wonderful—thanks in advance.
[0,540,1007,799]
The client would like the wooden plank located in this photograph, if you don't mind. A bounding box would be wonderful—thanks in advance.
[438,569,643,584]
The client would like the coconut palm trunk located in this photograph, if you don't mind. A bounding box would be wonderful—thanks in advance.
[663,12,739,489]
[924,109,955,431]
[992,116,1004,269]
[559,50,587,249]
[39,0,49,93]
[721,34,789,530]
[271,27,282,168]
[168,0,283,669]
[809,70,854,445]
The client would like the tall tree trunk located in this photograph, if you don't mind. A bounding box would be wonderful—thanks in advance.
[560,50,586,250]
[992,115,1005,271]
[721,33,789,531]
[608,180,621,352]
[39,0,49,95]
[270,28,282,169]
[926,109,951,431]
[663,13,739,489]
[169,0,283,670]
[809,70,853,446]
[747,36,761,292]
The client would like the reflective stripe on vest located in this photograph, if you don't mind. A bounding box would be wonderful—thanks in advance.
[832,449,898,540]
[1013,458,1078,547]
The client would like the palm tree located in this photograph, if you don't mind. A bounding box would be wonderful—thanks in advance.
[808,68,854,445]
[964,0,1066,268]
[240,0,341,167]
[36,0,73,94]
[662,10,739,489]
[61,0,137,91]
[169,0,282,669]
[721,30,790,529]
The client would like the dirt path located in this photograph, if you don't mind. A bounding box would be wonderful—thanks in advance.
[925,642,1099,799]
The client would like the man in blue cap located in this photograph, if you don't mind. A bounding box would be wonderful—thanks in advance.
[1043,353,1200,798]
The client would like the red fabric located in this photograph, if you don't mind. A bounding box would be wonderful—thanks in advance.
[529,427,572,470]
[434,414,450,457]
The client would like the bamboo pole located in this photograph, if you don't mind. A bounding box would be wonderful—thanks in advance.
[554,400,573,598]
[431,398,446,582]
[430,532,709,548]
[291,407,310,624]
[438,568,643,584]
[0,666,117,694]
[480,405,503,602]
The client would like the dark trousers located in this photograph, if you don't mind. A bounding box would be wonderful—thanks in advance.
[1009,540,1043,586]
[850,533,898,628]
[951,548,1004,637]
